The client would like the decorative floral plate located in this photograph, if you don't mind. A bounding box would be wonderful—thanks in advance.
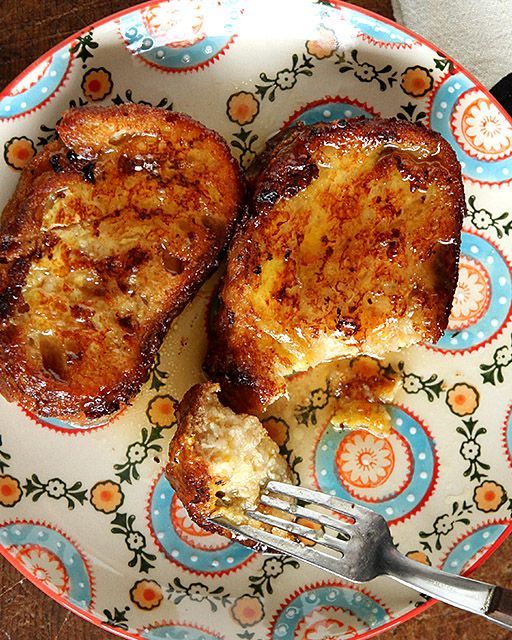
[1,1,512,638]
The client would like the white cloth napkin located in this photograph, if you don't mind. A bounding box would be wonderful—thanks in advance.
[391,0,512,89]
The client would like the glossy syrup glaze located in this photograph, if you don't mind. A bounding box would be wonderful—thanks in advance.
[0,105,244,422]
[208,118,465,415]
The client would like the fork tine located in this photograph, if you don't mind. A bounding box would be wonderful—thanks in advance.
[259,494,352,539]
[212,517,350,578]
[266,481,372,520]
[245,509,348,552]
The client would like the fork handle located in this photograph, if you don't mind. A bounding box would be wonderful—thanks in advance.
[486,586,512,629]
[382,545,512,631]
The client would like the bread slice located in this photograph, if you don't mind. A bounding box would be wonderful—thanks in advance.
[0,105,244,424]
[207,118,464,414]
[166,382,292,545]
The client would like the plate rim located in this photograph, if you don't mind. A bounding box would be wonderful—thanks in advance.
[2,524,511,639]
[1,0,512,638]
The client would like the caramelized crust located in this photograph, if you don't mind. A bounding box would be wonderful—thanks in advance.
[0,105,244,423]
[166,383,292,548]
[207,118,464,414]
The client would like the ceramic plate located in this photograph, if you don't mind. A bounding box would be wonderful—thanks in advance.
[1,1,512,638]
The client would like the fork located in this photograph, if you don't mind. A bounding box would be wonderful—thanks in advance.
[213,481,512,631]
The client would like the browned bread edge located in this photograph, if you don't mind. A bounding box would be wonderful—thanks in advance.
[206,118,465,415]
[0,106,245,423]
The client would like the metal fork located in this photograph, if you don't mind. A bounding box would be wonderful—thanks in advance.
[213,481,512,630]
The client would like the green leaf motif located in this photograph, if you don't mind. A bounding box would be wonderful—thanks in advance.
[294,381,331,428]
[231,127,259,170]
[166,577,231,612]
[397,103,426,122]
[480,339,512,386]
[23,474,87,509]
[389,361,444,402]
[254,52,316,103]
[147,353,169,391]
[466,194,511,239]
[433,53,455,74]
[114,425,164,485]
[103,606,130,630]
[112,90,173,111]
[70,31,99,66]
[36,124,57,147]
[336,49,397,91]
[418,500,473,552]
[248,555,300,596]
[434,58,448,70]
[110,511,156,573]
[0,435,11,474]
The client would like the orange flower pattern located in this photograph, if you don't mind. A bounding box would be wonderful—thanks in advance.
[406,550,431,566]
[336,431,395,488]
[453,89,512,160]
[15,546,69,595]
[90,480,124,514]
[130,579,163,610]
[262,417,289,447]
[4,136,36,170]
[400,65,433,97]
[0,474,22,507]
[448,258,490,330]
[147,394,178,428]
[446,383,480,416]
[231,594,265,627]
[474,480,507,512]
[142,1,205,48]
[171,496,227,550]
[81,67,113,101]
[299,610,357,639]
[306,26,337,59]
[227,91,260,126]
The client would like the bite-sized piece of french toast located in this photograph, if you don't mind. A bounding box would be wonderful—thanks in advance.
[207,118,464,414]
[0,105,244,424]
[166,382,292,547]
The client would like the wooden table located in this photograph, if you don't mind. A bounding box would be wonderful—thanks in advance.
[0,1,511,638]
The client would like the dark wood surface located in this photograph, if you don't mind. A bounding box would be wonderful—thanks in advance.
[0,1,510,638]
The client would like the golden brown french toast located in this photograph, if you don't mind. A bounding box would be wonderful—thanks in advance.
[166,382,292,547]
[207,118,464,414]
[0,105,244,423]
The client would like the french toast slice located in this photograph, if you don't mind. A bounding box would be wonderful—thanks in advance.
[207,118,464,414]
[166,382,292,547]
[0,105,244,423]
